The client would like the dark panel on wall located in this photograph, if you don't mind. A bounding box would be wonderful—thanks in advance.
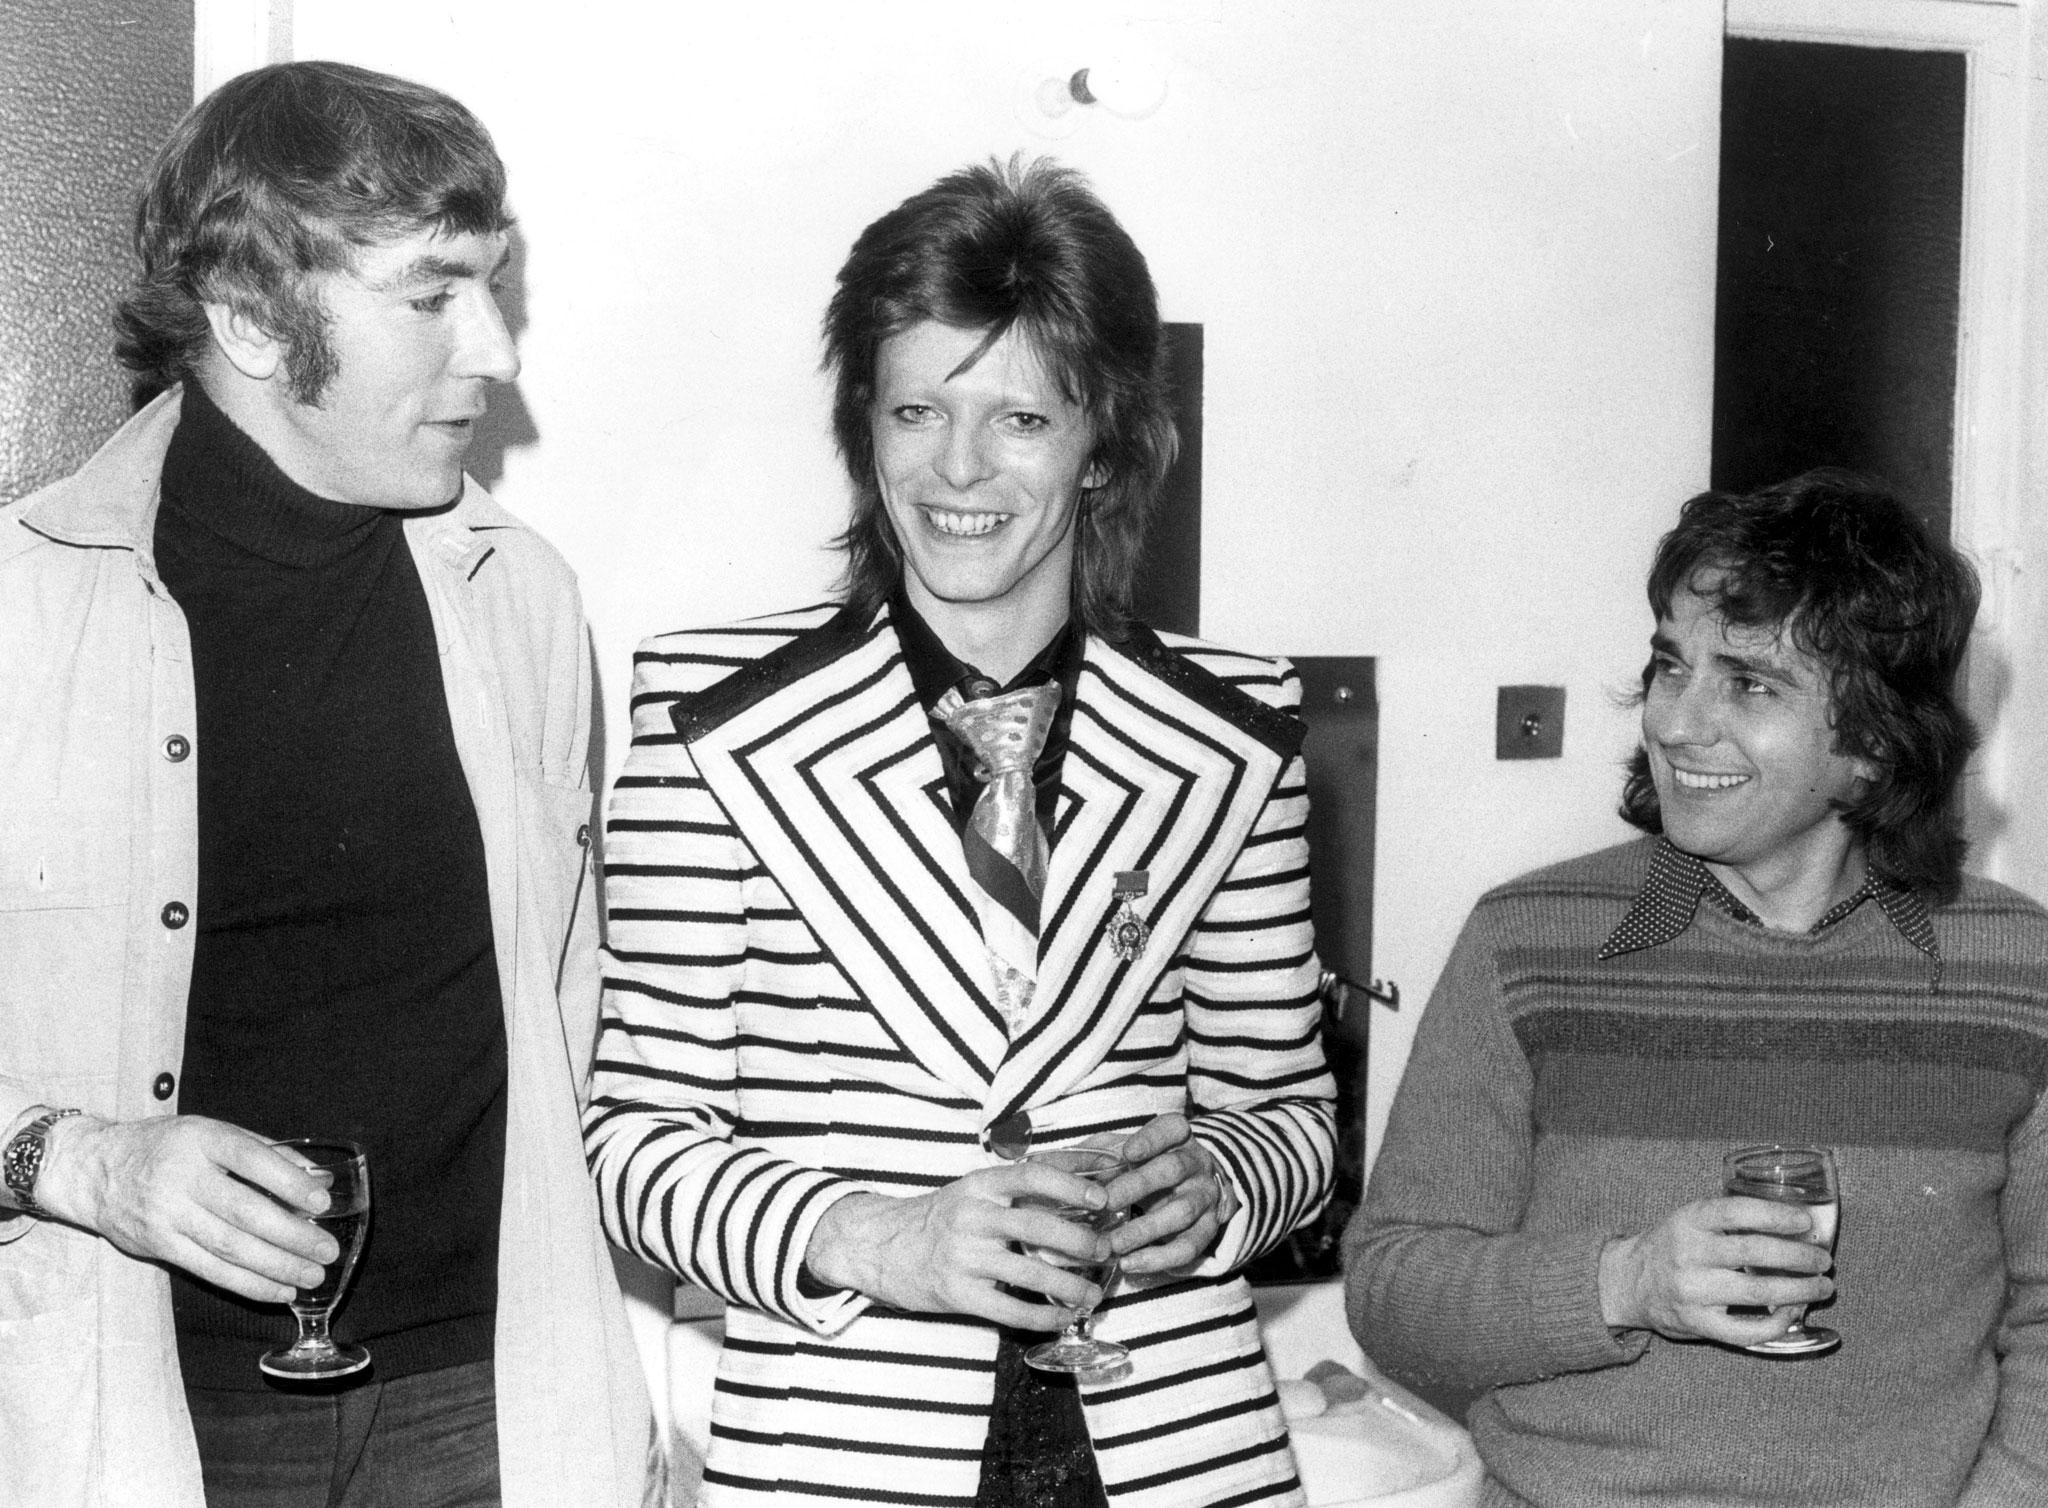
[1295,658,1378,996]
[1712,39,1963,535]
[0,0,193,502]
[1130,321,1201,636]
[1246,656,1377,1284]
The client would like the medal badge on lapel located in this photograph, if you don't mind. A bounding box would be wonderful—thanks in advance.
[1106,870,1150,961]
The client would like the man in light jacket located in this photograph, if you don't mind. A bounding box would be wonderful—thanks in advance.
[0,62,650,1507]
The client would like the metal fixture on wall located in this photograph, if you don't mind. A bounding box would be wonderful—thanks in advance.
[1035,54,1169,121]
[1496,684,1566,760]
[1018,44,1170,137]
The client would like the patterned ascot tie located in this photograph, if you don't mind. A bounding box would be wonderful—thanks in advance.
[933,681,1062,1031]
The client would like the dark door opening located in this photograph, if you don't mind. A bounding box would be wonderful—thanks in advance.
[1712,37,1965,536]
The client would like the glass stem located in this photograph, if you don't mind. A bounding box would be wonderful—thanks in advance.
[293,1308,333,1350]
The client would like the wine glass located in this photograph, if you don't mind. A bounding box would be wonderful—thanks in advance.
[259,1138,372,1381]
[1015,1146,1130,1375]
[1722,1144,1839,1357]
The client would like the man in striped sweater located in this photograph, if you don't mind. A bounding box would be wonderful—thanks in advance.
[587,158,1336,1508]
[1347,470,2048,1505]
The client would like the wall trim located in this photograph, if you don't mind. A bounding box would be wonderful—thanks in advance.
[193,0,292,99]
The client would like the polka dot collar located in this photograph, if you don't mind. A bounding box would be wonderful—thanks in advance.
[1598,839,1942,988]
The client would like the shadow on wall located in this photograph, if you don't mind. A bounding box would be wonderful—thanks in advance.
[465,226,540,493]
[1967,635,2012,855]
[0,1,193,504]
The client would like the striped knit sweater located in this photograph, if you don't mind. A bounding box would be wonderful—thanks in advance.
[1345,837,2048,1507]
[587,604,1336,1508]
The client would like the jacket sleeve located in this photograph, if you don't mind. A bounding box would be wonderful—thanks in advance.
[1342,903,1645,1395]
[1959,1087,2048,1503]
[582,644,865,1334]
[1179,660,1339,1276]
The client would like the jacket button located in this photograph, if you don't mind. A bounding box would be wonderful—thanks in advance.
[983,1112,1032,1161]
[162,735,191,762]
[152,1072,175,1101]
[577,823,591,848]
[161,901,189,929]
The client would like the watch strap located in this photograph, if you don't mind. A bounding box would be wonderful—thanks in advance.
[3,1108,81,1214]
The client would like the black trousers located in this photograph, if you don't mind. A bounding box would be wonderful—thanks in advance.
[974,1328,1109,1508]
[186,1357,499,1508]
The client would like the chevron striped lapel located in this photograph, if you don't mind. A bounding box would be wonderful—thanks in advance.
[989,635,1288,1117]
[683,620,1009,1097]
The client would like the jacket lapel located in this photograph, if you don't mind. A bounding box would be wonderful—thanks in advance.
[989,636,1288,1118]
[683,616,1009,1097]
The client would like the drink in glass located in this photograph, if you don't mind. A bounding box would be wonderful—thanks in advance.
[1722,1144,1839,1357]
[259,1138,372,1380]
[1016,1146,1130,1375]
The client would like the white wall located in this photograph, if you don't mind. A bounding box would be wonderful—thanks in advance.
[282,0,1724,1167]
[2004,7,2048,895]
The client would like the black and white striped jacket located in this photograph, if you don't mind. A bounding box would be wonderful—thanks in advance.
[586,601,1336,1507]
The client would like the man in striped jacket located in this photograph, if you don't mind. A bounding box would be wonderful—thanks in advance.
[587,158,1337,1507]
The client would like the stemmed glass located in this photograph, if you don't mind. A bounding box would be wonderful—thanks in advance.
[259,1138,372,1381]
[1722,1144,1839,1357]
[1016,1146,1130,1375]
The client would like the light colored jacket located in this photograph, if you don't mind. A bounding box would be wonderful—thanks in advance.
[588,603,1338,1507]
[0,390,652,1508]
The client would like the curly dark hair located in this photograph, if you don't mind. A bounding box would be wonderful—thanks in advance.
[116,61,511,404]
[1619,469,1980,902]
[821,155,1177,638]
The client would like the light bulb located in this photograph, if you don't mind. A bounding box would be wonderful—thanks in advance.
[1071,55,1167,119]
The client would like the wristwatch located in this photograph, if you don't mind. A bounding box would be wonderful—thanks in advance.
[3,1108,81,1214]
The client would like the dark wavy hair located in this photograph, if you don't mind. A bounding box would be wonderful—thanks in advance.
[116,61,511,404]
[1619,469,1980,901]
[821,155,1177,638]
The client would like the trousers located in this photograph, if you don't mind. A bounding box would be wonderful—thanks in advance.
[184,1357,499,1508]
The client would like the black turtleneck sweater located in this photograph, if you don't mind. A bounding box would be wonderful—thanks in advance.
[155,383,506,1390]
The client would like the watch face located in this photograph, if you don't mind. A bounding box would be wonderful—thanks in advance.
[3,1134,38,1198]
[4,1114,66,1208]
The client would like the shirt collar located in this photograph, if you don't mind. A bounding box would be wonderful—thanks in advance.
[889,585,1079,713]
[14,384,522,568]
[17,388,185,552]
[889,588,1084,842]
[1599,838,1941,983]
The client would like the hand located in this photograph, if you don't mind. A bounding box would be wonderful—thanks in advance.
[804,1161,1114,1329]
[1099,1114,1238,1277]
[34,1115,339,1304]
[1599,1195,1833,1346]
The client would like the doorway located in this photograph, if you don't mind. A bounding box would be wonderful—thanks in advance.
[1711,36,1965,536]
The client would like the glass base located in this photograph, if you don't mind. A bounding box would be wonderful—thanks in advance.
[1743,1325,1839,1357]
[1025,1335,1129,1374]
[259,1341,371,1381]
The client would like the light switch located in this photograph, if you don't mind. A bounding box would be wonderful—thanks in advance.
[1496,685,1565,760]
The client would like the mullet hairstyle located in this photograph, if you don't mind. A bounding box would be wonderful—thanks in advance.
[1619,469,1981,902]
[116,60,511,405]
[821,155,1178,638]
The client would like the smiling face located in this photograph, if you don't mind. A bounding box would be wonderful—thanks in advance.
[1642,586,1877,906]
[237,225,518,510]
[871,320,1104,664]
